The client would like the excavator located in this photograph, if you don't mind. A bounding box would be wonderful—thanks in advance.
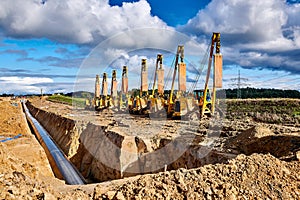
[90,67,131,112]
[129,55,166,116]
[109,70,118,108]
[151,54,164,97]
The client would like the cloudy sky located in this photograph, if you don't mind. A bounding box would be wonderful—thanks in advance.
[0,0,299,95]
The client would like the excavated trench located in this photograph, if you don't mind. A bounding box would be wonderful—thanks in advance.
[25,101,300,183]
[22,101,85,185]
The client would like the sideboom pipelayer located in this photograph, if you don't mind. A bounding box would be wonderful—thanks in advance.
[85,32,223,119]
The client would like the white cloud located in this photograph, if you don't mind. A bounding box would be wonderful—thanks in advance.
[180,0,300,51]
[0,0,168,44]
[1,0,299,93]
[74,28,206,83]
[285,2,300,27]
[292,27,300,47]
[0,76,53,84]
[179,0,300,75]
[0,76,53,94]
[182,0,287,41]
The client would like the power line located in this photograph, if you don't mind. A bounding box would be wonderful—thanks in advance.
[230,69,250,98]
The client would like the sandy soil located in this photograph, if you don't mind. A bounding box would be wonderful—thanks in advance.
[0,97,299,199]
[0,98,54,179]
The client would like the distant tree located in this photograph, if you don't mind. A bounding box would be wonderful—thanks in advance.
[0,93,14,97]
[224,88,300,99]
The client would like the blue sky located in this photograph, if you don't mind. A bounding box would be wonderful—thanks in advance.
[0,0,300,94]
[110,0,211,26]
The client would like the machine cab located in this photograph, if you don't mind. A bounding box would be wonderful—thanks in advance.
[193,89,211,102]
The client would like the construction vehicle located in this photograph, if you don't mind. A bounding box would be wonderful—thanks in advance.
[109,70,118,108]
[147,54,166,116]
[87,32,222,119]
[164,32,222,119]
[198,32,222,118]
[151,54,164,97]
[193,89,212,116]
[85,70,113,111]
[165,45,186,118]
[119,66,130,110]
[91,72,112,111]
[128,55,166,116]
[88,67,130,112]
[128,59,149,114]
[87,74,101,111]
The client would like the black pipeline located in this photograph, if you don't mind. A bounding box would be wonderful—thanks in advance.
[22,101,85,185]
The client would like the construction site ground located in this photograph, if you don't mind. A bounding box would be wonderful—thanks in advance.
[0,96,300,199]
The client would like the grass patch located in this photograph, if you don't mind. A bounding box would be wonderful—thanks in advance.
[293,111,300,118]
[47,95,86,107]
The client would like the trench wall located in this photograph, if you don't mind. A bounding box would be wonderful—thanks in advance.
[26,101,235,182]
[26,102,149,182]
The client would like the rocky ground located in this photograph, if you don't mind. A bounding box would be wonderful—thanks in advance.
[0,97,299,199]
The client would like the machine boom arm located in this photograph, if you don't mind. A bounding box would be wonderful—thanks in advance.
[169,45,184,105]
[201,32,221,117]
[152,54,163,96]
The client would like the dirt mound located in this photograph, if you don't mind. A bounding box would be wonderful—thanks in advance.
[95,154,300,199]
[226,125,300,161]
[2,152,299,199]
[0,101,27,136]
[227,124,274,147]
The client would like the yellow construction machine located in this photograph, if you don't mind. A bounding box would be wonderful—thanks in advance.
[147,54,166,116]
[165,32,222,119]
[118,66,131,110]
[88,71,115,111]
[94,72,110,111]
[108,70,118,108]
[168,45,199,119]
[87,32,222,119]
[128,59,149,114]
[198,32,222,118]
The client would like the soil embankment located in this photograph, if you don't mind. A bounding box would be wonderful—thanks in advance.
[1,97,299,199]
[0,98,63,199]
[95,153,300,199]
[26,100,237,182]
[0,99,54,179]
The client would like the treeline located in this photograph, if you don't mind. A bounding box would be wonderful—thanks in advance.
[0,93,14,97]
[225,88,300,99]
[2,88,299,99]
[65,91,93,98]
[0,93,52,97]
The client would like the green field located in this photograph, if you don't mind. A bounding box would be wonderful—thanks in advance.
[226,99,300,124]
[47,95,86,107]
